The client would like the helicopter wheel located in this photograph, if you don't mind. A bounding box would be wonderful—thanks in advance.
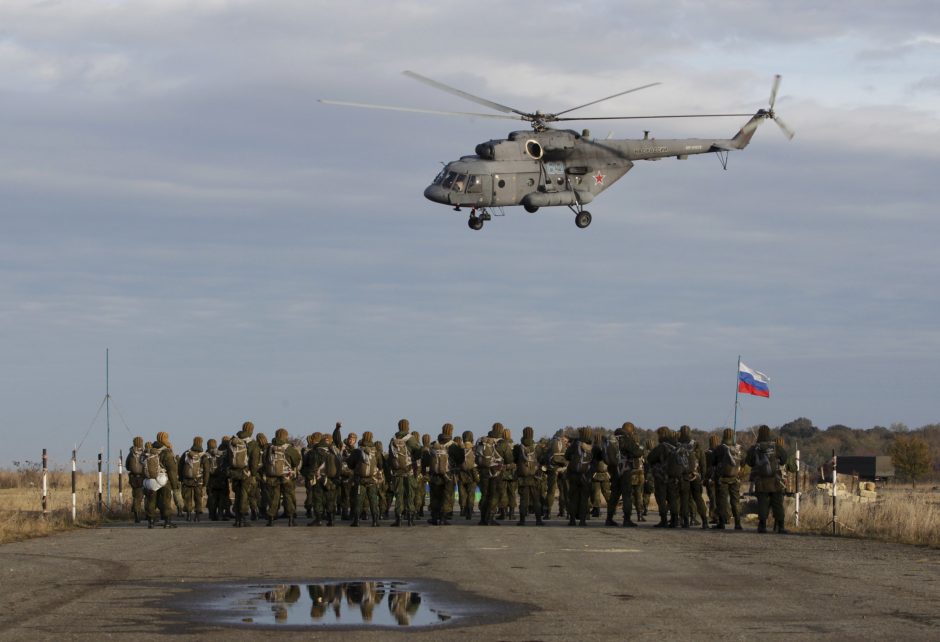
[524,204,539,213]
[575,211,592,229]
[468,215,484,231]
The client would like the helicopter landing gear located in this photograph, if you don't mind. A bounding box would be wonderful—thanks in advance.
[524,204,539,213]
[468,208,491,231]
[574,210,592,229]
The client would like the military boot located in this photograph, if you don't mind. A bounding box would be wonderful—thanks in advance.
[306,507,312,518]
[392,514,402,527]
[407,512,415,527]
[568,517,577,526]
[147,518,155,529]
[605,517,619,527]
[734,517,743,531]
[133,510,140,524]
[307,517,322,527]
[163,518,178,529]
[266,515,274,526]
[757,520,767,533]
[716,519,726,530]
[668,515,679,528]
[681,518,690,529]
[535,514,545,526]
[654,517,668,528]
[591,507,600,517]
[186,511,192,522]
[508,508,515,520]
[623,518,637,528]
[578,518,587,527]
[250,508,258,521]
[701,520,710,530]
[517,513,526,526]
[496,509,506,520]
[350,515,360,527]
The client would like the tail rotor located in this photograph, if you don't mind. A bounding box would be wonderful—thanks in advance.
[767,74,794,139]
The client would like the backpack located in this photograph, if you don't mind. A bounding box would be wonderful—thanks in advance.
[516,443,538,477]
[460,445,476,472]
[666,442,690,478]
[679,442,699,478]
[204,451,219,476]
[389,435,412,472]
[603,435,621,469]
[569,441,594,475]
[319,445,341,478]
[550,438,568,467]
[718,443,741,478]
[475,437,499,469]
[229,437,249,470]
[356,446,378,479]
[143,446,167,480]
[181,450,203,480]
[264,443,292,478]
[753,442,778,478]
[429,442,451,475]
[127,447,144,475]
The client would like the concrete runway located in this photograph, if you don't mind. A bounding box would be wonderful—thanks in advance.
[1,517,938,641]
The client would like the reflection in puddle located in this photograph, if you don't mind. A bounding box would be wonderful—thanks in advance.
[206,581,452,627]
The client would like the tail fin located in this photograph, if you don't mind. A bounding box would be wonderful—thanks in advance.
[728,111,768,150]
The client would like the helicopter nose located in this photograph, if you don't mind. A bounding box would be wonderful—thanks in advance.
[424,184,449,204]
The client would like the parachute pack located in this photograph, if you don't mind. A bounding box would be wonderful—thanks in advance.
[356,446,378,479]
[389,435,412,473]
[516,443,538,477]
[474,437,499,469]
[127,448,144,475]
[569,441,594,475]
[319,445,341,478]
[181,450,203,480]
[753,442,779,479]
[264,443,292,478]
[143,446,166,480]
[718,443,741,478]
[229,437,249,470]
[666,442,691,478]
[429,442,451,475]
[204,451,220,476]
[550,438,568,468]
[460,445,476,472]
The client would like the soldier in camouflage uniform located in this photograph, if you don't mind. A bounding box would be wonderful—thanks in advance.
[301,432,323,523]
[422,427,456,526]
[605,422,643,527]
[642,438,654,518]
[144,431,180,529]
[592,429,612,519]
[513,427,544,526]
[255,432,271,519]
[373,440,389,518]
[647,427,680,528]
[125,436,145,523]
[414,432,430,518]
[704,433,721,525]
[300,434,317,518]
[544,433,569,519]
[456,430,478,520]
[347,431,383,527]
[262,428,301,526]
[565,427,598,526]
[312,434,343,527]
[497,427,516,520]
[714,428,743,530]
[228,421,262,527]
[677,425,709,529]
[178,436,208,522]
[745,425,789,533]
[475,423,504,526]
[388,420,421,527]
[205,438,229,521]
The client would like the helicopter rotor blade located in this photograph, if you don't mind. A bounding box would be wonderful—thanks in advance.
[318,99,524,121]
[554,112,753,121]
[773,114,795,140]
[769,74,782,111]
[553,82,662,117]
[402,70,530,118]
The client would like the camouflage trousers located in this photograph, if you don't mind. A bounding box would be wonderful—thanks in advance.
[390,474,417,516]
[352,480,380,520]
[456,471,477,516]
[265,476,297,517]
[145,485,175,520]
[591,474,611,511]
[229,472,254,516]
[477,470,500,522]
[180,481,206,514]
[313,478,339,522]
[516,477,542,519]
[566,473,591,522]
[207,481,229,519]
[680,477,708,525]
[428,474,454,520]
[546,469,568,516]
[607,472,636,522]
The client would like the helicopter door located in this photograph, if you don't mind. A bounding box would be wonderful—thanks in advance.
[465,174,492,206]
[543,161,566,192]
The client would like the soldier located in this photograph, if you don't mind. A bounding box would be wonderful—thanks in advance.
[142,431,180,529]
[423,428,456,525]
[475,423,504,525]
[255,432,271,519]
[341,431,358,520]
[630,436,647,523]
[544,433,569,519]
[227,421,261,527]
[704,433,721,525]
[387,419,421,527]
[714,428,743,530]
[442,423,460,520]
[414,432,430,518]
[301,432,323,524]
[605,422,643,528]
[497,427,516,520]
[125,436,145,523]
[300,434,317,518]
[373,440,389,519]
[745,425,789,533]
[204,438,228,521]
[455,430,477,520]
[565,427,598,526]
[642,439,655,519]
[312,434,343,527]
[513,426,544,526]
[262,428,301,526]
[647,427,679,528]
[676,426,709,529]
[178,436,208,522]
[347,431,382,527]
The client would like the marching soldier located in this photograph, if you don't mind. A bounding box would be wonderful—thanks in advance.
[387,420,421,526]
[544,433,569,519]
[513,427,544,526]
[125,436,146,523]
[263,428,302,526]
[475,424,504,526]
[227,421,261,527]
[347,431,383,527]
[178,436,208,522]
[456,431,477,520]
[143,431,180,529]
[565,427,598,526]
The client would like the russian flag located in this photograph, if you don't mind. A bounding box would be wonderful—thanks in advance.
[738,362,770,398]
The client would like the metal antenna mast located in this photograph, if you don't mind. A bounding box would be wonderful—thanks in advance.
[106,348,111,505]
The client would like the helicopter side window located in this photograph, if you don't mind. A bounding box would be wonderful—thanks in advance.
[442,171,457,189]
[466,175,483,193]
[452,174,467,192]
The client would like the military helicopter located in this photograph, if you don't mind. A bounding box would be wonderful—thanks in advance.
[321,71,793,230]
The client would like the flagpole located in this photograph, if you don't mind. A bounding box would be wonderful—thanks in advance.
[732,355,741,441]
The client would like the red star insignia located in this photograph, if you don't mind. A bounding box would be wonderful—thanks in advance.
[593,171,605,185]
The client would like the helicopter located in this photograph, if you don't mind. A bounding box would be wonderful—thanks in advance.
[321,71,793,230]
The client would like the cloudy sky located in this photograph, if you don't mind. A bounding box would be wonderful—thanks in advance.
[2,0,939,468]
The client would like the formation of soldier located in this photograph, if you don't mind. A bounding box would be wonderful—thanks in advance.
[125,420,791,534]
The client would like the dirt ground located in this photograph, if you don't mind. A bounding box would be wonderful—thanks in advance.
[1,513,939,641]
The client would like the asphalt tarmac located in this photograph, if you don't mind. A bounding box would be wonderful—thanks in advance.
[1,515,938,641]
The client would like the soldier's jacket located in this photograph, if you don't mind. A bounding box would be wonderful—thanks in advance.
[387,430,421,476]
[745,441,789,493]
[646,442,673,483]
[179,448,209,487]
[677,439,707,482]
[497,438,515,480]
[159,447,180,490]
[617,434,643,473]
[126,447,145,488]
[564,439,601,477]
[206,447,229,489]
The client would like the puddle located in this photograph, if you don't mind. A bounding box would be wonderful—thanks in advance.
[191,580,458,628]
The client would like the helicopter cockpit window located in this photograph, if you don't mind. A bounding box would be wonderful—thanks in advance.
[452,174,467,192]
[442,171,457,189]
[433,168,446,184]
[466,175,483,193]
